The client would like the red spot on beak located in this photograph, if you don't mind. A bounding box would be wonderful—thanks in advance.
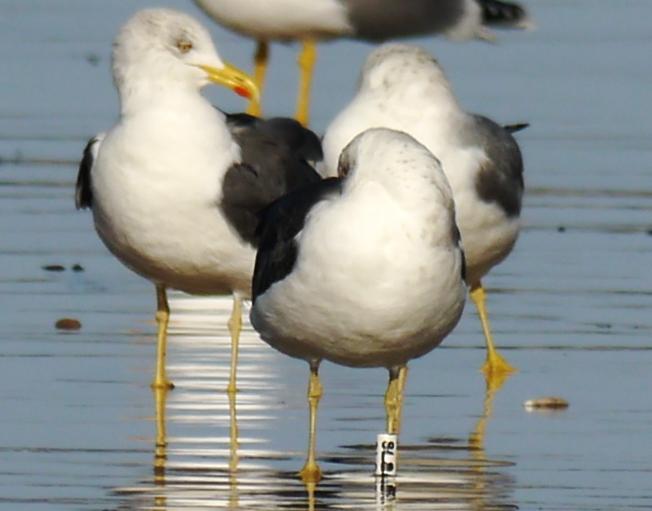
[234,86,251,99]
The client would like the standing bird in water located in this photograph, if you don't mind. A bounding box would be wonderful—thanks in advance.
[250,128,467,481]
[193,0,532,125]
[76,8,321,392]
[322,44,526,383]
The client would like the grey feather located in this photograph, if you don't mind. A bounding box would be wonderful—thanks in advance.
[467,115,524,217]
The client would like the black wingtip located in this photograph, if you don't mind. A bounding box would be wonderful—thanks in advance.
[75,137,98,210]
[503,122,530,134]
[479,0,530,29]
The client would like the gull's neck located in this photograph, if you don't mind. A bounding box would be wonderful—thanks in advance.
[114,79,237,167]
[361,81,462,123]
[117,78,206,117]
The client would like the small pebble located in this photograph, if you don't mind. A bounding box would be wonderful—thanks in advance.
[55,318,82,331]
[524,397,569,411]
[42,264,66,272]
[71,264,85,272]
[557,226,566,233]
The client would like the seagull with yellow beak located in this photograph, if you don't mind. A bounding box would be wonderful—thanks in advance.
[76,8,321,392]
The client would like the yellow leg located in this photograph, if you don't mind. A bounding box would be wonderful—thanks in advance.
[396,366,409,435]
[226,295,242,395]
[299,361,323,483]
[246,41,267,117]
[470,282,516,382]
[153,385,169,478]
[384,366,407,435]
[152,285,174,390]
[295,39,317,127]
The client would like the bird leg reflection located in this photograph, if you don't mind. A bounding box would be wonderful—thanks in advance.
[470,282,516,383]
[304,480,317,511]
[152,284,174,390]
[468,373,502,507]
[299,361,323,483]
[228,390,240,510]
[384,366,407,435]
[246,40,267,117]
[226,295,242,394]
[469,374,500,454]
[295,39,317,127]
[153,385,169,479]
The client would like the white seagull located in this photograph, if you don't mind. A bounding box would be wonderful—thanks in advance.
[193,0,533,125]
[322,43,526,382]
[75,8,321,392]
[250,128,467,481]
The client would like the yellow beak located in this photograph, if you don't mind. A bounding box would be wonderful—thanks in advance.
[198,63,260,106]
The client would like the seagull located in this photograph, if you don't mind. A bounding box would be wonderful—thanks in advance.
[75,8,321,392]
[193,0,532,125]
[321,43,526,381]
[250,128,467,481]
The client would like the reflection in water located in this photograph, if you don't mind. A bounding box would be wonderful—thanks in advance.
[153,386,169,511]
[111,294,516,510]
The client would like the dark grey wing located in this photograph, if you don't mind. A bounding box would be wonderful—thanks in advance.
[220,115,323,246]
[345,0,529,41]
[252,178,342,302]
[75,135,103,210]
[470,115,524,218]
[477,0,529,28]
[346,0,466,40]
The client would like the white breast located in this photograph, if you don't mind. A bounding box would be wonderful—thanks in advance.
[251,181,466,367]
[194,0,353,39]
[91,95,255,296]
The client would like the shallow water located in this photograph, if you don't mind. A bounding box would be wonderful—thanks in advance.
[1,0,652,509]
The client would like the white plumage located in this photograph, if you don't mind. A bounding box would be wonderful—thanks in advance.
[194,0,353,40]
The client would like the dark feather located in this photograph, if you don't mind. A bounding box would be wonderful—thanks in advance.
[75,136,99,210]
[346,0,528,41]
[503,122,529,134]
[469,115,524,217]
[225,112,323,162]
[477,0,529,28]
[347,0,466,41]
[252,177,342,301]
[220,114,323,246]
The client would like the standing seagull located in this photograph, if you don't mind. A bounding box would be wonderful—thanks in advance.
[75,8,321,392]
[322,44,525,380]
[250,128,467,481]
[193,0,532,125]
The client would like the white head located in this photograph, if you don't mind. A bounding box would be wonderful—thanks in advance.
[112,8,258,111]
[358,43,458,108]
[338,128,455,210]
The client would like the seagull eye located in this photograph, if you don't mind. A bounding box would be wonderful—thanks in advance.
[176,39,193,54]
